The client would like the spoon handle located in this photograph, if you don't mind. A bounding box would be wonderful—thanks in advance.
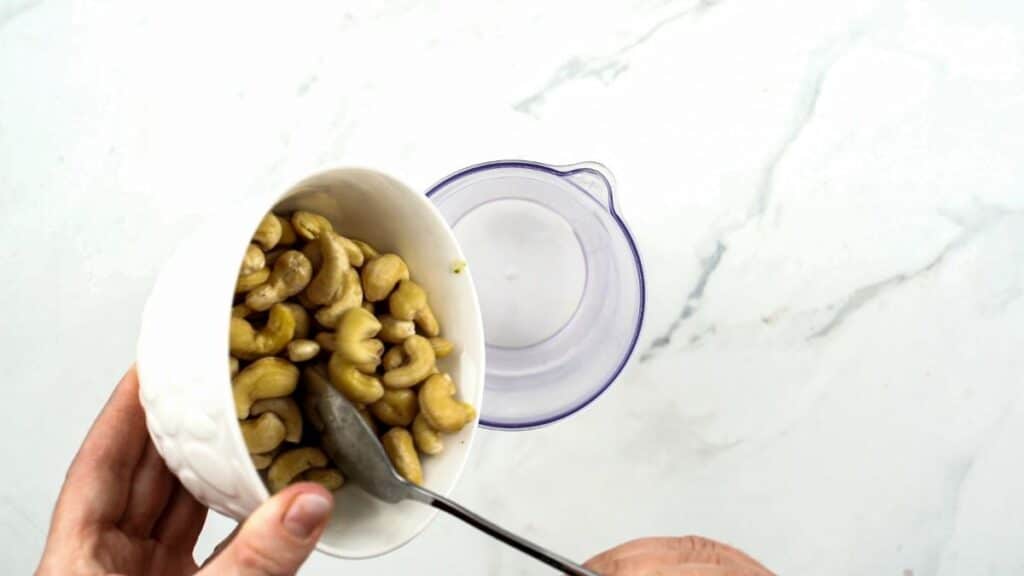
[408,486,600,576]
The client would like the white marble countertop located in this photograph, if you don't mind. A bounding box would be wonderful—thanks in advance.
[3,0,1024,574]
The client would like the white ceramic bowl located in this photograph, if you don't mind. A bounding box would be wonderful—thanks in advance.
[136,167,485,558]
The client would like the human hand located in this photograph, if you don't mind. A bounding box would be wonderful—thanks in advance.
[585,536,773,576]
[36,367,334,576]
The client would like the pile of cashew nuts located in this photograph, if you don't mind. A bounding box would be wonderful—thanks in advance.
[230,210,475,493]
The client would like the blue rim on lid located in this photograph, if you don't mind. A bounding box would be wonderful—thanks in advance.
[427,160,646,430]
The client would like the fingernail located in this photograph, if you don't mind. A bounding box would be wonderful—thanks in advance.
[283,492,332,538]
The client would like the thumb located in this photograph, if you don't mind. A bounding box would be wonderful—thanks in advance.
[199,482,333,576]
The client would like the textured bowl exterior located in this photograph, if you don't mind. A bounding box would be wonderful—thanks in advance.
[136,167,485,557]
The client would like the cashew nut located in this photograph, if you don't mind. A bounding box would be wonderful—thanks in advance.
[352,239,380,261]
[305,232,350,305]
[429,337,454,358]
[339,236,364,267]
[378,315,416,344]
[251,450,278,470]
[381,427,423,485]
[388,280,440,337]
[362,254,410,302]
[370,389,418,427]
[279,302,311,339]
[276,214,297,245]
[361,301,375,313]
[301,238,322,269]
[253,213,283,250]
[229,356,239,378]
[239,412,286,454]
[240,244,266,275]
[245,251,313,311]
[232,357,300,418]
[231,304,253,318]
[314,268,363,328]
[291,210,334,240]
[286,339,320,362]
[412,413,444,456]
[382,346,405,371]
[418,373,475,433]
[302,467,345,491]
[267,447,328,493]
[327,353,384,404]
[230,303,295,360]
[250,397,303,443]
[235,267,270,293]
[382,335,436,389]
[335,307,383,365]
[314,331,336,353]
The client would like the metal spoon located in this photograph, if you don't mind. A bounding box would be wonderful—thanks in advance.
[305,369,599,576]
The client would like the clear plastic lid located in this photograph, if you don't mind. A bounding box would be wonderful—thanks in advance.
[427,161,646,430]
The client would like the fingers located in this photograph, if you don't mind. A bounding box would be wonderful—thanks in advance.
[57,367,150,526]
[153,482,208,552]
[198,483,332,576]
[585,536,773,576]
[632,565,730,576]
[118,441,177,537]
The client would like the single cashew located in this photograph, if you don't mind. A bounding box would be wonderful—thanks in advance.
[231,304,253,318]
[250,397,303,443]
[240,244,266,275]
[302,467,345,491]
[370,389,418,427]
[361,301,375,313]
[253,213,283,250]
[429,337,454,358]
[412,413,444,456]
[291,210,334,240]
[362,254,410,302]
[418,373,475,433]
[381,428,423,485]
[229,356,239,377]
[378,315,416,344]
[246,251,313,311]
[287,339,320,362]
[239,412,286,454]
[267,447,328,493]
[305,233,350,305]
[339,236,364,267]
[382,346,405,371]
[301,239,322,269]
[335,307,383,365]
[314,331,336,353]
[235,267,270,293]
[251,450,278,470]
[388,280,440,337]
[232,357,299,418]
[383,335,436,389]
[314,269,363,328]
[229,303,295,359]
[276,214,297,245]
[352,238,380,261]
[279,302,311,339]
[327,353,384,404]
